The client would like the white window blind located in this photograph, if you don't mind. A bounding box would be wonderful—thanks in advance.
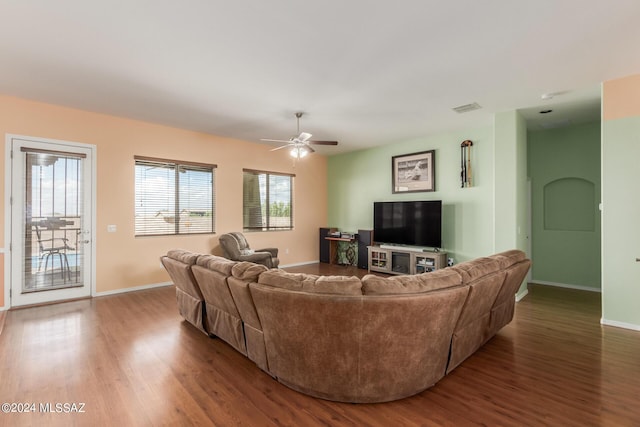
[135,157,215,236]
[243,169,293,231]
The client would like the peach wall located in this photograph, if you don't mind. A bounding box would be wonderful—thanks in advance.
[603,74,640,121]
[0,95,328,299]
[0,253,4,307]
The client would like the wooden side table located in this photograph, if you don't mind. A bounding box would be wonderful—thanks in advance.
[325,237,356,265]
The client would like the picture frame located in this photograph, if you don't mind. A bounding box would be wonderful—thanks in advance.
[392,150,435,193]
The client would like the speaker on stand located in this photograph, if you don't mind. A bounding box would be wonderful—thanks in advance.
[319,227,331,263]
[357,229,373,269]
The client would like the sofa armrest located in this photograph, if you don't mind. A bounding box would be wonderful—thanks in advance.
[256,247,278,257]
[240,251,274,264]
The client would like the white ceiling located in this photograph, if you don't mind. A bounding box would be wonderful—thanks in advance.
[1,1,639,155]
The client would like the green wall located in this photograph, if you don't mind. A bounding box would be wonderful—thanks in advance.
[528,121,601,290]
[494,111,528,254]
[327,126,496,263]
[602,115,640,327]
[493,111,529,295]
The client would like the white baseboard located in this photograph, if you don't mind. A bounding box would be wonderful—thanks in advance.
[515,288,528,302]
[600,318,640,331]
[279,260,319,268]
[95,281,173,297]
[531,280,601,293]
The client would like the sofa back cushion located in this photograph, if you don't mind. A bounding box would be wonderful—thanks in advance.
[306,275,363,295]
[490,249,527,270]
[489,250,530,307]
[228,277,262,329]
[192,264,240,318]
[491,257,531,309]
[166,249,198,265]
[258,269,316,291]
[196,254,237,275]
[446,257,507,372]
[452,257,502,284]
[258,269,362,295]
[231,261,269,282]
[361,269,462,295]
[450,257,504,324]
[161,250,202,299]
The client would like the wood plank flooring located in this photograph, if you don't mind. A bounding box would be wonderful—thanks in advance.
[1,264,639,426]
[0,310,5,336]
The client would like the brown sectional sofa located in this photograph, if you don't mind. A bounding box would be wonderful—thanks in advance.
[160,250,207,335]
[192,255,247,355]
[161,249,531,403]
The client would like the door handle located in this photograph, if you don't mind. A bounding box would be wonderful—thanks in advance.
[82,240,90,244]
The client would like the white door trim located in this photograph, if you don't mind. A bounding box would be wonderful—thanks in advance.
[3,139,11,310]
[4,133,97,308]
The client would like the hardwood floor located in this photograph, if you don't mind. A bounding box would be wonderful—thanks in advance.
[0,310,5,336]
[1,264,639,426]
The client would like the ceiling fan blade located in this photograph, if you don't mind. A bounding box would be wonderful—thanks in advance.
[306,145,316,153]
[269,145,292,152]
[308,140,339,146]
[261,138,293,143]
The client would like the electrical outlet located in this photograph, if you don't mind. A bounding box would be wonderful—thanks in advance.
[447,257,454,267]
[285,248,289,254]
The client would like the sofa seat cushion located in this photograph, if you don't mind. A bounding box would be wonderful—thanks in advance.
[258,270,362,295]
[361,269,462,295]
[196,254,237,275]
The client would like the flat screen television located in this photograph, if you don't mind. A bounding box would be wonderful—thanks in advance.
[373,200,442,248]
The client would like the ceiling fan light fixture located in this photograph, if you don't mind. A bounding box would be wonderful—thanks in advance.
[263,112,338,157]
[290,146,309,159]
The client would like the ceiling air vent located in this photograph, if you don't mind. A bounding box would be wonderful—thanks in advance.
[452,102,482,113]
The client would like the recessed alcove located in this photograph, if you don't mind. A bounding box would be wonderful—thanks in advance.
[543,177,596,231]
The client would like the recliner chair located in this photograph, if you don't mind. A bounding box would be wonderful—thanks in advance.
[219,232,279,268]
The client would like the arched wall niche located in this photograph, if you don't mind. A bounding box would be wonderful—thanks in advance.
[543,177,596,232]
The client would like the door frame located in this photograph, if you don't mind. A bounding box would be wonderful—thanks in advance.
[4,134,97,308]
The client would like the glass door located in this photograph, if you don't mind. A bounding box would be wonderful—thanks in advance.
[10,136,94,306]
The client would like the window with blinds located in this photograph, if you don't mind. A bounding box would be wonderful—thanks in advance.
[135,156,216,236]
[243,169,293,231]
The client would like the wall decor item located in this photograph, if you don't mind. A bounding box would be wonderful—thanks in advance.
[392,150,435,193]
[460,140,473,188]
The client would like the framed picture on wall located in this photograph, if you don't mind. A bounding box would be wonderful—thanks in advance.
[392,150,435,193]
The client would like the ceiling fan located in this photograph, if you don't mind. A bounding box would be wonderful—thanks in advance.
[261,112,338,158]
